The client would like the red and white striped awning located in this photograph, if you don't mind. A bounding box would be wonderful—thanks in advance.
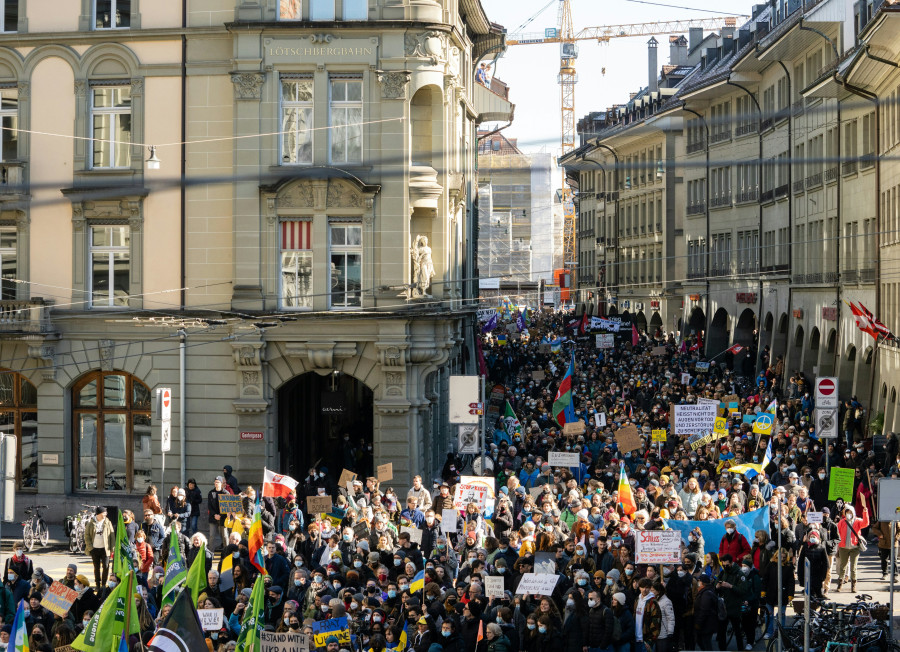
[281,220,312,251]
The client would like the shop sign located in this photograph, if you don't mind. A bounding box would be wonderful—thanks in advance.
[736,292,757,303]
[822,307,838,321]
[793,309,804,319]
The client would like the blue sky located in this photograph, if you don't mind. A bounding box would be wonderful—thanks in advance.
[481,0,754,155]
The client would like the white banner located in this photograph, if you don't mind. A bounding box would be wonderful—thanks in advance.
[697,397,719,408]
[198,608,224,631]
[477,308,498,322]
[635,530,681,564]
[590,317,621,332]
[806,511,823,524]
[673,403,718,434]
[515,573,560,596]
[548,451,580,467]
[453,476,496,510]
[485,576,506,599]
[441,508,458,533]
[596,334,615,349]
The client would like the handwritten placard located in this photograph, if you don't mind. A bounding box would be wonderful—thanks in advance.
[377,463,393,482]
[261,631,310,651]
[615,424,642,452]
[485,576,505,599]
[828,468,855,502]
[673,403,718,435]
[651,429,667,442]
[806,511,823,524]
[548,451,580,467]
[198,608,224,631]
[41,581,77,617]
[634,530,681,564]
[306,496,333,514]
[311,617,351,648]
[652,346,667,356]
[515,573,560,596]
[532,370,546,381]
[338,469,357,487]
[218,495,243,515]
[562,420,586,435]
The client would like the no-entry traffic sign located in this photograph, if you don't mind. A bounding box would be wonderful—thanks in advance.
[815,377,838,408]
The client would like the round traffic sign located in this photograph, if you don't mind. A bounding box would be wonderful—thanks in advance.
[818,378,836,396]
[162,389,171,408]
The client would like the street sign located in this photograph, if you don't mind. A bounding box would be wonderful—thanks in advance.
[449,376,480,424]
[815,377,838,409]
[815,408,838,439]
[877,478,900,522]
[161,419,171,453]
[160,388,172,421]
[468,408,484,415]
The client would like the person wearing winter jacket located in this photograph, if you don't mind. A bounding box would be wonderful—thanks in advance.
[653,582,676,652]
[798,530,828,598]
[167,489,191,529]
[872,518,899,581]
[611,591,634,652]
[134,530,155,580]
[835,503,869,593]
[692,575,718,651]
[762,549,795,639]
[718,520,751,561]
[3,543,33,583]
[738,555,763,648]
[184,479,203,536]
[584,589,615,651]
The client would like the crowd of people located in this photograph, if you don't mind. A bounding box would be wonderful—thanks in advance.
[1,311,899,652]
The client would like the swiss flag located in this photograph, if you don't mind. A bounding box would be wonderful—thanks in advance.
[262,468,299,498]
[727,343,745,355]
[848,301,879,340]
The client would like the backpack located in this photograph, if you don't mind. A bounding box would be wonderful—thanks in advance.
[716,595,727,621]
[606,606,623,642]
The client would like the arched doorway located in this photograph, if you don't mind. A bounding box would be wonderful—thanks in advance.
[820,329,837,376]
[687,307,706,335]
[773,313,789,363]
[650,311,663,336]
[860,346,874,406]
[839,345,857,398]
[635,311,648,333]
[788,325,805,380]
[0,370,38,491]
[733,309,757,375]
[277,372,374,481]
[760,312,774,365]
[707,308,730,357]
[887,387,897,435]
[806,327,820,378]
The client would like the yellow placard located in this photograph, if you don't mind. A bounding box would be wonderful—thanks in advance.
[714,417,727,434]
[651,429,667,442]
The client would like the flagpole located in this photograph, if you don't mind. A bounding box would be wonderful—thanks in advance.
[124,570,134,652]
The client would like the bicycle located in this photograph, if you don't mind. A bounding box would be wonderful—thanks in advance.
[21,504,49,552]
[66,504,98,554]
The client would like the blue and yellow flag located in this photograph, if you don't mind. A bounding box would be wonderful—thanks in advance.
[410,569,426,593]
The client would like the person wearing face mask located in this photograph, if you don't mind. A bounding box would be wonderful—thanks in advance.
[835,503,869,593]
[718,519,751,562]
[584,589,616,652]
[559,590,585,652]
[602,569,623,607]
[798,529,827,599]
[68,574,99,625]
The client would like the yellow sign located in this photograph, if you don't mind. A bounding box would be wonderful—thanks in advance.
[752,413,775,435]
[714,417,727,434]
[651,429,667,442]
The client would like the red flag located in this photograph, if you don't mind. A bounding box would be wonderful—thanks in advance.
[632,324,639,346]
[262,468,299,499]
[727,343,745,355]
[476,621,484,644]
[848,301,878,339]
[859,302,893,339]
[579,313,589,335]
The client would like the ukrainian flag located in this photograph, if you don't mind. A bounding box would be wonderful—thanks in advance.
[410,569,426,593]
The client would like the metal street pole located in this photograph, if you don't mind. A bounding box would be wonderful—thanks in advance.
[804,558,810,652]
[777,494,783,652]
[480,374,487,475]
[179,330,186,486]
[891,520,896,641]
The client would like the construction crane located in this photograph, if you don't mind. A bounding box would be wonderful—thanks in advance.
[507,3,745,301]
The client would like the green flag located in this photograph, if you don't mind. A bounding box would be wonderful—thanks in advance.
[161,526,187,608]
[72,570,140,652]
[113,510,136,580]
[503,400,522,437]
[235,574,265,652]
[184,541,208,603]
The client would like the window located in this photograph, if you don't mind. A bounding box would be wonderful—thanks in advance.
[0,228,15,300]
[281,220,313,309]
[0,87,17,161]
[343,0,367,19]
[310,0,335,21]
[330,78,362,164]
[862,111,876,166]
[281,77,314,165]
[329,223,361,308]
[279,0,301,19]
[0,1,18,33]
[72,370,151,493]
[90,225,130,308]
[94,0,131,29]
[0,370,37,490]
[91,86,132,168]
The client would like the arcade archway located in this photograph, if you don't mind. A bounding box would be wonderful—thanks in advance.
[707,308,730,357]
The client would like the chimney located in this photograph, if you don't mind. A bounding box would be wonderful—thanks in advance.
[669,35,688,66]
[648,37,659,92]
[721,26,735,42]
[689,27,703,52]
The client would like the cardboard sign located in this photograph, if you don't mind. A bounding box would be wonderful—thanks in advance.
[615,424,642,452]
[723,394,740,406]
[218,495,243,515]
[452,476,496,510]
[261,631,310,651]
[338,469,357,487]
[198,608,224,631]
[485,576,506,599]
[651,429,667,443]
[400,526,423,545]
[806,511,823,524]
[673,403,718,435]
[652,346,667,356]
[635,530,681,564]
[532,370,546,381]
[515,573,560,596]
[377,463,393,482]
[562,420,586,435]
[441,509,458,533]
[528,486,547,499]
[533,552,558,574]
[311,617,350,648]
[828,467,855,502]
[41,582,77,617]
[307,496,333,514]
[548,451,580,467]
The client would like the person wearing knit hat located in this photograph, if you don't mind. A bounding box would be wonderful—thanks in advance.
[612,592,627,606]
[324,635,340,652]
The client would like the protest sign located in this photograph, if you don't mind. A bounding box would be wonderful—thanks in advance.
[400,526,423,545]
[528,486,547,499]
[453,476,495,510]
[262,631,310,652]
[353,522,369,538]
[878,478,900,522]
[312,617,351,648]
[306,496,333,514]
[651,429,667,443]
[218,494,243,514]
[806,511,823,524]
[635,530,681,564]
[338,469,357,487]
[41,582,77,617]
[695,361,711,371]
[548,451,580,467]
[673,403,718,435]
[484,576,505,599]
[714,417,728,434]
[615,424,642,452]
[594,412,606,428]
[687,432,717,450]
[441,508,458,533]
[562,420,586,435]
[828,467,855,502]
[198,608,224,631]
[533,552,557,574]
[596,334,615,349]
[698,397,719,408]
[752,412,775,435]
[532,370,545,381]
[515,573,560,596]
[652,346,667,356]
[681,373,691,385]
[377,463,393,482]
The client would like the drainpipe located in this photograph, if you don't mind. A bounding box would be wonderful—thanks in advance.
[180,0,187,309]
[775,60,793,391]
[727,77,763,374]
[681,105,709,355]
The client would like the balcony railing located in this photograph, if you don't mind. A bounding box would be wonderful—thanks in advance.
[793,179,805,194]
[843,160,858,175]
[0,299,53,334]
[760,189,774,203]
[860,153,876,170]
[760,117,774,131]
[687,203,706,215]
[735,123,758,137]
[737,189,759,203]
[825,166,838,183]
[711,194,732,208]
[843,268,858,283]
[824,271,839,283]
[861,267,876,283]
[792,100,804,116]
[687,141,706,154]
[710,131,732,145]
[806,172,823,189]
[775,184,790,198]
[0,162,25,194]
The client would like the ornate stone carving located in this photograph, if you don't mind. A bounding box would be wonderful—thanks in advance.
[284,341,357,370]
[405,31,446,65]
[310,34,333,44]
[377,70,410,100]
[386,386,403,397]
[385,371,403,386]
[74,80,86,97]
[231,341,267,412]
[326,180,365,208]
[231,72,265,100]
[379,345,404,367]
[16,82,28,101]
[27,341,58,383]
[278,180,315,209]
[130,78,144,95]
[98,340,115,371]
[234,345,263,367]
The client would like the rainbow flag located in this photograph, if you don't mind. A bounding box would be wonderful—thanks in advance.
[9,600,28,652]
[552,353,575,426]
[248,495,267,575]
[618,465,636,515]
